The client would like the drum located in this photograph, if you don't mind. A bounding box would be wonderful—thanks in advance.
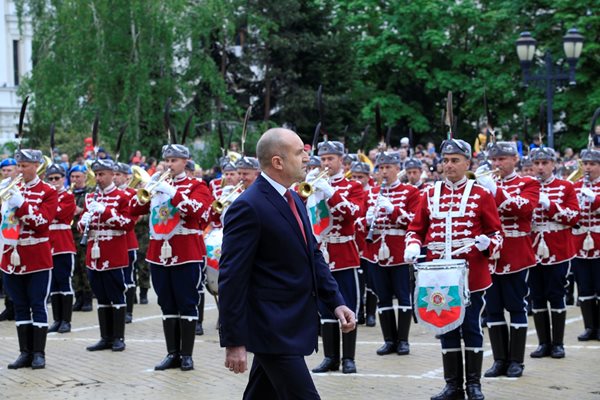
[414,259,469,335]
[203,227,223,296]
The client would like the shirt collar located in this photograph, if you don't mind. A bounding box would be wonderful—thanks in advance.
[101,183,116,194]
[502,171,518,182]
[261,172,287,197]
[444,176,467,190]
[25,176,40,187]
[174,172,187,182]
[329,170,344,183]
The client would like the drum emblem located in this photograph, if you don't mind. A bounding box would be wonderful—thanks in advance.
[423,285,453,316]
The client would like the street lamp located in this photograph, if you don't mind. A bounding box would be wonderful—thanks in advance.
[515,29,584,149]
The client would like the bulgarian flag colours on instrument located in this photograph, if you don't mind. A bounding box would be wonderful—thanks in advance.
[306,194,333,238]
[414,262,468,335]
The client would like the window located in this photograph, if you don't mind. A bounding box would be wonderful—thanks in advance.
[13,40,20,86]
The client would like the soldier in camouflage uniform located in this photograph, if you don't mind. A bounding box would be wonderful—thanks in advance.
[69,165,93,312]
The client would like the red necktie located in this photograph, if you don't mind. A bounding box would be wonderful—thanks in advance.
[285,190,307,244]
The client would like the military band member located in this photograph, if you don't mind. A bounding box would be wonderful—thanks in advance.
[1,149,58,369]
[307,154,322,172]
[310,140,364,374]
[405,158,427,190]
[529,147,580,359]
[343,153,358,177]
[235,156,260,189]
[404,139,503,400]
[46,164,77,334]
[79,159,134,353]
[129,144,213,371]
[0,157,18,322]
[351,161,377,327]
[359,152,420,356]
[113,162,138,324]
[520,157,535,177]
[475,142,540,378]
[572,148,600,341]
[69,165,94,312]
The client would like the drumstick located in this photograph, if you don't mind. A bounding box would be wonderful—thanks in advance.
[414,240,480,260]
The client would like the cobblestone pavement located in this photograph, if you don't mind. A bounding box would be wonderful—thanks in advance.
[0,292,599,400]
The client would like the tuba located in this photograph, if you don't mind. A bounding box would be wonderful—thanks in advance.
[129,165,151,189]
[567,160,584,183]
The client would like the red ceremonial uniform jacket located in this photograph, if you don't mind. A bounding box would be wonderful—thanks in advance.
[129,172,213,266]
[531,176,580,265]
[209,178,222,198]
[406,177,503,292]
[207,183,244,229]
[1,177,58,274]
[119,185,139,251]
[357,180,420,266]
[572,177,600,259]
[49,187,76,255]
[77,183,134,271]
[318,172,364,271]
[491,172,540,274]
[355,184,371,260]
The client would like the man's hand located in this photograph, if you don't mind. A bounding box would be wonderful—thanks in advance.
[334,305,356,333]
[225,346,247,374]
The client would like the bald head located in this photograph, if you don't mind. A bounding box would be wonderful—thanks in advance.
[256,128,308,187]
[256,128,297,170]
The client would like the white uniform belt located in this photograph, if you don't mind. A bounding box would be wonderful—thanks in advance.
[150,226,202,240]
[428,238,475,251]
[574,225,600,234]
[373,229,406,236]
[503,230,528,238]
[531,221,569,232]
[17,237,49,246]
[322,235,354,244]
[89,230,126,240]
[49,223,71,231]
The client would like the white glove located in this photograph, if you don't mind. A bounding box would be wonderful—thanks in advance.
[80,212,92,226]
[0,177,11,189]
[150,172,164,182]
[474,234,491,251]
[538,193,551,209]
[312,179,335,198]
[305,168,320,183]
[581,187,596,201]
[87,201,106,214]
[365,207,376,225]
[475,166,497,196]
[404,243,421,263]
[377,196,394,214]
[153,181,177,198]
[7,189,24,209]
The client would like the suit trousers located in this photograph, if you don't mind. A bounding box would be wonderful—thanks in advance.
[243,353,320,400]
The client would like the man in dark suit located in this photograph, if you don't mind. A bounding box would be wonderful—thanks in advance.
[219,128,356,399]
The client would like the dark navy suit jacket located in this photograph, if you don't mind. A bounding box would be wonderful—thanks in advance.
[218,174,344,355]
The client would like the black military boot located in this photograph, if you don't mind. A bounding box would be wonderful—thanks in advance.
[530,310,551,358]
[396,309,411,355]
[8,324,33,369]
[431,350,464,400]
[155,318,181,370]
[58,294,73,333]
[465,350,485,400]
[125,287,135,324]
[0,296,15,321]
[506,326,527,377]
[72,291,83,312]
[31,326,48,369]
[196,293,205,336]
[48,294,62,333]
[180,318,196,371]
[112,307,126,352]
[565,274,575,306]
[550,311,566,358]
[139,287,149,305]
[87,307,113,351]
[341,328,357,374]
[312,322,340,372]
[376,309,397,355]
[365,290,377,327]
[596,301,600,341]
[577,299,597,341]
[484,324,508,377]
[80,291,93,312]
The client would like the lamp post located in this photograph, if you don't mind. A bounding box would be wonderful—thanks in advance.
[515,29,584,149]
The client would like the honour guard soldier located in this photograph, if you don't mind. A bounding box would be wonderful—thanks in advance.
[359,152,420,355]
[69,165,94,312]
[46,164,77,334]
[572,148,600,341]
[310,140,364,374]
[113,162,139,324]
[0,157,18,322]
[405,158,427,190]
[236,156,260,189]
[129,143,213,371]
[529,147,580,359]
[404,139,503,400]
[520,157,535,177]
[1,149,58,369]
[307,154,322,172]
[476,142,540,378]
[79,159,134,352]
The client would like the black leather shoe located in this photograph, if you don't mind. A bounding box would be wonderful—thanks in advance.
[48,320,61,333]
[530,344,551,358]
[366,314,376,327]
[195,322,204,336]
[8,352,32,369]
[180,355,194,371]
[312,357,340,373]
[31,352,46,369]
[550,344,565,359]
[86,339,113,351]
[58,321,71,334]
[342,358,356,374]
[376,341,396,355]
[505,361,524,378]
[125,313,133,324]
[0,308,15,321]
[578,328,596,341]
[155,353,181,370]
[396,340,410,355]
[484,360,507,377]
[466,383,484,400]
[358,314,366,325]
[112,338,126,352]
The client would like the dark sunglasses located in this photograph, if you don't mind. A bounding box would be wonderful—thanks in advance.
[47,176,62,181]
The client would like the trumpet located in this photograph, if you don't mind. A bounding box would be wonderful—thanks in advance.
[212,182,244,214]
[466,168,500,180]
[136,169,172,205]
[366,179,387,243]
[0,174,23,201]
[298,168,330,198]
